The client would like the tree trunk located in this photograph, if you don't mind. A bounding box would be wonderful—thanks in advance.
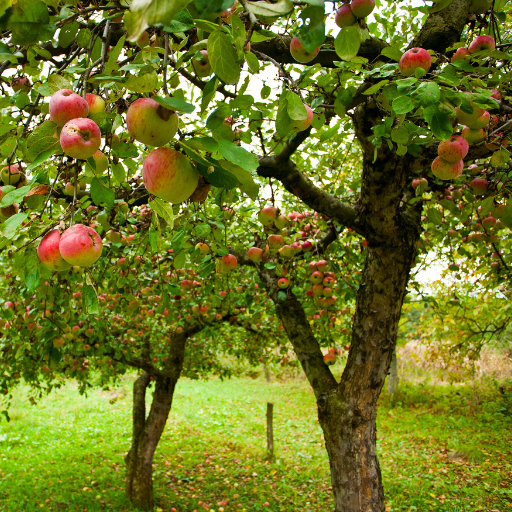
[125,374,178,510]
[387,348,399,395]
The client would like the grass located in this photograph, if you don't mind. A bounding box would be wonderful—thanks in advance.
[0,372,511,512]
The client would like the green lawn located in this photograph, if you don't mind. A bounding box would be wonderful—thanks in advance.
[0,373,511,512]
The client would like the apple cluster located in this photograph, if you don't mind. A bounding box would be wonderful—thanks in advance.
[335,0,376,29]
[37,224,103,271]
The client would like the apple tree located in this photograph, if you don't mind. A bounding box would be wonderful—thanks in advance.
[0,0,511,511]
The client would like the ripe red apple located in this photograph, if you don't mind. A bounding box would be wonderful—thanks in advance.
[482,216,496,228]
[302,240,313,251]
[437,135,469,163]
[335,4,356,27]
[291,104,313,132]
[468,35,495,54]
[142,147,199,204]
[350,0,375,18]
[37,229,72,272]
[59,224,103,266]
[412,177,428,191]
[451,47,470,63]
[85,93,106,115]
[490,89,501,100]
[247,247,265,263]
[192,50,212,78]
[126,97,179,147]
[290,37,320,64]
[258,206,277,226]
[219,254,237,273]
[431,157,464,180]
[11,76,31,93]
[1,163,22,185]
[399,47,431,77]
[277,277,289,289]
[60,118,101,159]
[323,352,337,365]
[310,271,324,284]
[470,178,488,195]
[461,126,486,144]
[49,89,89,127]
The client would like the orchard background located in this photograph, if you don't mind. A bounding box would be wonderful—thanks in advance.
[0,0,511,510]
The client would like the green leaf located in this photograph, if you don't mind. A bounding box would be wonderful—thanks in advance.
[416,81,440,107]
[380,46,402,62]
[218,160,259,199]
[231,11,246,55]
[149,212,161,252]
[83,282,99,315]
[392,96,415,115]
[24,253,40,292]
[245,51,260,74]
[125,72,159,93]
[427,208,443,225]
[150,198,175,228]
[245,0,293,17]
[58,21,79,48]
[334,26,360,61]
[163,9,194,33]
[153,95,195,113]
[196,223,211,237]
[261,85,271,99]
[0,185,31,208]
[104,34,126,75]
[112,162,126,183]
[428,0,454,13]
[26,149,56,171]
[287,92,307,120]
[297,6,325,54]
[201,76,218,113]
[276,92,293,137]
[363,80,389,96]
[46,75,73,95]
[193,0,233,18]
[218,139,259,171]
[207,29,241,85]
[10,0,55,45]
[112,142,138,159]
[490,149,511,167]
[390,126,409,145]
[424,105,453,140]
[0,212,27,239]
[91,177,115,210]
[76,28,91,48]
[124,0,192,42]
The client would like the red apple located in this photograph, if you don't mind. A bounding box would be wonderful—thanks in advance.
[437,135,469,163]
[85,93,106,115]
[126,97,179,147]
[470,178,488,195]
[219,254,237,273]
[59,224,103,266]
[399,47,431,77]
[37,229,72,272]
[11,76,31,93]
[267,234,285,253]
[247,247,265,263]
[142,147,199,204]
[291,104,313,132]
[335,4,356,27]
[1,163,22,185]
[451,47,470,63]
[290,37,320,64]
[431,157,464,180]
[49,89,89,127]
[468,35,495,54]
[277,277,289,289]
[350,0,375,18]
[60,118,101,159]
[323,352,337,365]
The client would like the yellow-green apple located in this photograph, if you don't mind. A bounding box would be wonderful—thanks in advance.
[218,254,237,273]
[461,126,486,144]
[451,47,470,63]
[1,163,22,185]
[455,103,487,128]
[196,242,210,255]
[335,4,356,27]
[58,224,103,267]
[49,89,89,127]
[437,135,469,163]
[290,37,320,63]
[247,247,265,263]
[312,283,324,296]
[192,50,212,78]
[106,230,123,243]
[37,229,72,272]
[291,104,313,132]
[469,0,492,13]
[470,178,488,195]
[11,76,31,93]
[399,47,431,77]
[277,277,289,289]
[274,214,289,230]
[350,0,375,18]
[126,98,178,147]
[468,35,495,54]
[87,150,109,174]
[258,206,277,226]
[267,234,285,254]
[85,93,106,115]
[323,287,334,297]
[60,118,101,159]
[278,245,295,258]
[431,157,464,180]
[142,147,199,203]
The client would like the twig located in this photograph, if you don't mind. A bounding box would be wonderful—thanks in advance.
[70,163,79,226]
[163,33,170,95]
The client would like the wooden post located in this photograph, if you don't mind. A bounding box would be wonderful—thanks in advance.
[266,402,274,460]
